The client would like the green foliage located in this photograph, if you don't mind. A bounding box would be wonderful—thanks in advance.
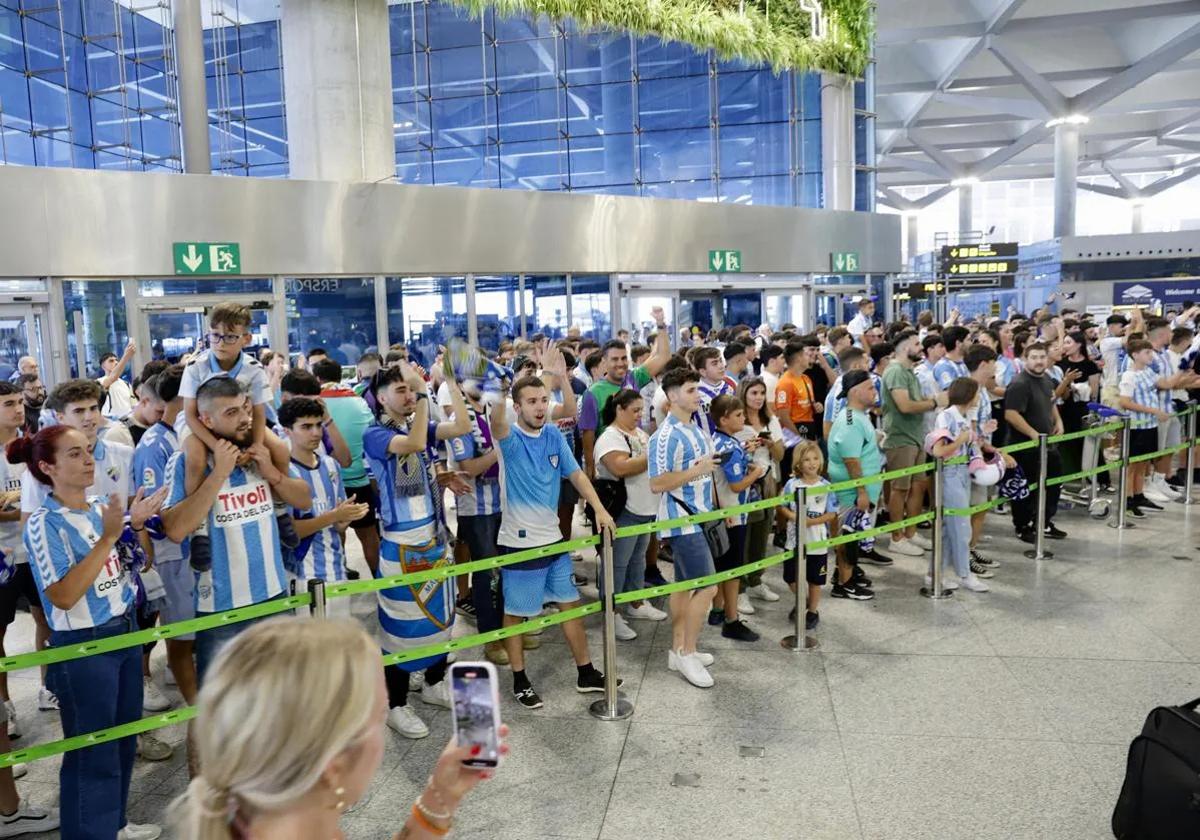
[453,0,873,75]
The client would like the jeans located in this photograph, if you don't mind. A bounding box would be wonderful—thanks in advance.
[457,513,504,634]
[940,464,971,579]
[196,607,278,685]
[48,613,141,840]
[1010,444,1062,533]
[603,511,653,598]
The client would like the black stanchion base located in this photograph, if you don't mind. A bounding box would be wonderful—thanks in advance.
[1023,548,1054,559]
[919,586,954,600]
[781,634,819,651]
[589,695,634,721]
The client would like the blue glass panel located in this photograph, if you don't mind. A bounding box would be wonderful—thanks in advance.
[81,0,117,39]
[564,81,632,138]
[495,37,558,93]
[0,66,30,124]
[0,7,25,71]
[428,44,486,99]
[718,175,791,206]
[246,116,286,154]
[1,128,35,164]
[431,93,492,147]
[241,70,284,119]
[139,113,176,159]
[498,137,564,189]
[33,134,75,167]
[84,44,123,93]
[568,183,638,196]
[497,86,561,142]
[23,17,66,74]
[64,33,87,91]
[641,179,716,201]
[396,147,433,184]
[394,97,432,151]
[638,74,709,131]
[797,172,821,208]
[248,162,288,178]
[392,51,421,95]
[239,21,281,72]
[135,62,170,108]
[854,169,874,212]
[60,0,83,37]
[493,12,555,41]
[422,2,484,50]
[718,122,788,177]
[636,37,708,79]
[798,71,821,116]
[67,87,91,147]
[639,127,711,181]
[799,118,821,170]
[854,78,867,112]
[433,144,499,187]
[390,3,416,54]
[717,70,788,125]
[132,11,166,68]
[28,76,68,131]
[566,131,635,187]
[560,32,631,85]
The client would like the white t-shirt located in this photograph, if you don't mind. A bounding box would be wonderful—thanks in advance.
[101,377,134,420]
[594,425,656,516]
[98,419,134,449]
[1099,336,1124,388]
[0,451,25,563]
[762,369,780,405]
[21,437,134,514]
[737,419,783,482]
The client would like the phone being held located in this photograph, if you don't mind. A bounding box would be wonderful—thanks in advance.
[449,661,504,769]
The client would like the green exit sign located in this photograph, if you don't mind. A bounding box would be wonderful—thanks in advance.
[709,249,742,273]
[173,242,241,275]
[831,251,860,272]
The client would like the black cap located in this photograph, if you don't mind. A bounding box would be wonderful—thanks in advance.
[839,369,872,400]
[1106,314,1129,326]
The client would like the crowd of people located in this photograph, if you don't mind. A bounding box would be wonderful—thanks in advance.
[1,295,1199,838]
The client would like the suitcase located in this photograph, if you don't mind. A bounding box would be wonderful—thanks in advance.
[1112,697,1200,839]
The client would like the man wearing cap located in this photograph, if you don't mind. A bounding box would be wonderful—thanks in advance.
[1099,314,1129,408]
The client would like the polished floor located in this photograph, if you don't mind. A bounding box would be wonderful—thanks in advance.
[5,489,1200,839]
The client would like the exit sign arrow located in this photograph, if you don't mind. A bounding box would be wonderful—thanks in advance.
[180,245,203,272]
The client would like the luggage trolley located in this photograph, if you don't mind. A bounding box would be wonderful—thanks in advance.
[1058,402,1121,520]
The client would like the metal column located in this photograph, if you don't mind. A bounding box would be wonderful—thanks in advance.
[1053,123,1080,238]
[374,275,389,349]
[173,0,212,174]
[271,276,288,355]
[465,273,478,347]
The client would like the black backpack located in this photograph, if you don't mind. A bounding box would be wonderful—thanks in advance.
[1112,697,1200,839]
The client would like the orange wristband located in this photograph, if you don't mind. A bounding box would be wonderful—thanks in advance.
[410,803,450,837]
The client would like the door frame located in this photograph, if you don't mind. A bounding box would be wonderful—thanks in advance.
[0,301,52,387]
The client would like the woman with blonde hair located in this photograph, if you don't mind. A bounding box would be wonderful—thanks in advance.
[175,618,507,839]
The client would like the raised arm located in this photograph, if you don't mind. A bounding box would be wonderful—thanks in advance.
[435,377,472,441]
[642,310,672,378]
[99,340,136,390]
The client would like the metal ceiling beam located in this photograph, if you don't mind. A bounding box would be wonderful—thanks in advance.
[1072,21,1200,115]
[1144,164,1200,196]
[881,153,957,179]
[1077,181,1127,199]
[905,129,967,176]
[878,60,1200,97]
[931,90,1049,119]
[986,36,1067,116]
[1160,138,1200,153]
[1101,161,1141,195]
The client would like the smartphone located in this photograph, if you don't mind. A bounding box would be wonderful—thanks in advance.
[757,431,772,440]
[449,661,503,769]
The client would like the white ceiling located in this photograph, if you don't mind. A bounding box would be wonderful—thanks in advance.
[875,0,1200,206]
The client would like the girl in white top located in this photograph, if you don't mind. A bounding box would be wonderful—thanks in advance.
[779,441,838,630]
[735,377,785,604]
[595,390,668,638]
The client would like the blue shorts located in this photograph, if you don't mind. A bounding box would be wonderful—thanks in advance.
[669,531,715,582]
[157,559,195,641]
[500,554,579,617]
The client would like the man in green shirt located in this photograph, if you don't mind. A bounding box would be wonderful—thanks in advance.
[880,330,944,557]
[580,313,671,478]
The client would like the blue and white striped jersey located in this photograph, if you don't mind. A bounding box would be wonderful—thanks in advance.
[1153,348,1174,409]
[496,422,578,556]
[20,436,133,515]
[363,420,440,545]
[995,356,1019,389]
[179,349,271,406]
[132,421,185,565]
[164,449,287,613]
[447,406,502,518]
[288,453,347,582]
[648,414,715,538]
[1119,367,1161,429]
[24,495,135,631]
[712,431,752,527]
[694,378,733,435]
[376,539,455,667]
[933,358,969,391]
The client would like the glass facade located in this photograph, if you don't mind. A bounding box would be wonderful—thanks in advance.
[64,280,128,377]
[286,277,378,365]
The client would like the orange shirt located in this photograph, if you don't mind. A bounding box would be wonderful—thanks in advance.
[775,370,815,423]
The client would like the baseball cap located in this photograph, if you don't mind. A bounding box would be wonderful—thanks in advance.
[1106,314,1129,326]
[838,369,872,400]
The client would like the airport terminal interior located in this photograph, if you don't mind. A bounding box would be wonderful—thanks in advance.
[2,0,1200,838]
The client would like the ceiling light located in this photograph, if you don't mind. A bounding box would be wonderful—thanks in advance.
[950,176,979,187]
[1045,114,1090,128]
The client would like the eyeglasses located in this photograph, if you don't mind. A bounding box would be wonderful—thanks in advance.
[209,331,244,346]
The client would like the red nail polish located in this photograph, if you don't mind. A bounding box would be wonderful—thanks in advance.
[470,745,481,756]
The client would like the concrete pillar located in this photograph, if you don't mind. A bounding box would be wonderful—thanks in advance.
[958,185,973,233]
[281,0,395,182]
[1131,202,1145,234]
[1053,123,1079,238]
[904,213,919,266]
[173,0,211,174]
[821,73,856,211]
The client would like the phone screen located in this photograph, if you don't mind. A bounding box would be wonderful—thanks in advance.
[450,663,501,768]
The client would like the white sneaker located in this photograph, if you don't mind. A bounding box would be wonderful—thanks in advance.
[673,651,714,688]
[889,537,925,557]
[387,705,429,739]
[10,764,25,780]
[419,679,452,709]
[747,583,780,602]
[1154,475,1182,499]
[0,802,58,837]
[36,689,57,712]
[613,614,638,641]
[4,701,17,739]
[164,668,177,687]
[909,532,932,550]
[136,734,172,761]
[142,678,171,713]
[737,593,755,615]
[117,822,162,840]
[923,574,959,591]
[667,649,714,670]
[959,574,990,592]
[1144,485,1174,504]
[407,670,424,691]
[625,602,668,621]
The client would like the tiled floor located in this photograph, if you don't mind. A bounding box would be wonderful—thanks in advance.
[6,490,1200,839]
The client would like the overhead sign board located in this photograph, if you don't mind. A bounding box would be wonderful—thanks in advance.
[1113,279,1200,309]
[939,242,1019,277]
[173,242,241,275]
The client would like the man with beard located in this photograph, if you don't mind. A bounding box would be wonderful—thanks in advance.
[1003,342,1067,544]
[161,377,311,682]
[18,374,44,436]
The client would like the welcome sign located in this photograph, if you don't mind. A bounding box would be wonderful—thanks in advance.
[1113,279,1200,309]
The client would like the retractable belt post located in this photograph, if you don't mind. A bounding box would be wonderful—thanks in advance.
[1024,433,1054,560]
[782,483,818,651]
[1185,410,1197,506]
[308,579,327,619]
[920,456,953,599]
[589,528,633,721]
[1110,416,1132,529]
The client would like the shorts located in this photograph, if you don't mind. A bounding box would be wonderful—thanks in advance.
[783,552,828,586]
[668,530,715,582]
[1157,416,1181,450]
[559,478,579,507]
[499,553,578,617]
[884,445,926,491]
[0,564,43,626]
[1129,427,1158,459]
[344,482,378,528]
[156,559,196,641]
[714,524,747,573]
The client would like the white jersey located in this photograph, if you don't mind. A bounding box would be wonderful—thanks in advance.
[21,436,133,515]
[0,449,25,564]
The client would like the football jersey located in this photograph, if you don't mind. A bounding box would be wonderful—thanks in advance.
[363,419,440,545]
[933,357,969,390]
[447,406,502,518]
[288,452,347,582]
[712,430,752,527]
[24,495,135,630]
[132,421,185,565]
[783,476,837,550]
[179,349,271,406]
[0,448,26,564]
[695,378,733,435]
[648,414,715,538]
[164,449,287,613]
[496,422,578,558]
[21,436,133,515]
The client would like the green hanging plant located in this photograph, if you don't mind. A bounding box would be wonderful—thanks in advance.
[452,0,873,75]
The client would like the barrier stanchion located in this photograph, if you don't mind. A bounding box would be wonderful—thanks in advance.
[1185,410,1197,506]
[1110,416,1132,529]
[1024,433,1053,560]
[782,484,818,651]
[308,579,327,619]
[921,456,952,599]
[589,528,633,722]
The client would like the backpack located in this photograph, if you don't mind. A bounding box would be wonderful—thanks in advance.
[1112,697,1200,839]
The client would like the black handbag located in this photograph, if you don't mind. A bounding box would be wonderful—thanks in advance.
[1112,696,1200,840]
[670,492,731,560]
[590,432,632,518]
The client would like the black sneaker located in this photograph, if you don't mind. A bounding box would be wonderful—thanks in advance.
[916,519,932,531]
[707,609,724,626]
[1137,495,1164,512]
[969,557,995,578]
[1125,501,1145,518]
[851,566,873,587]
[859,548,893,566]
[576,669,622,694]
[455,598,477,621]
[514,686,544,709]
[570,572,588,587]
[721,619,760,642]
[276,512,300,550]
[971,549,999,569]
[805,611,819,631]
[644,565,668,587]
[831,581,874,601]
[788,606,797,623]
[1167,474,1187,489]
[346,568,361,580]
[189,534,212,573]
[1043,523,1068,540]
[1017,529,1037,545]
[876,510,891,526]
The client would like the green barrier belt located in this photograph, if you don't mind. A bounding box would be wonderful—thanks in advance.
[613,550,790,604]
[609,495,787,540]
[824,461,934,495]
[998,439,1040,454]
[805,511,934,552]
[1128,441,1193,465]
[0,707,199,769]
[0,595,312,674]
[1049,421,1124,444]
[1045,463,1114,488]
[943,496,1007,518]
